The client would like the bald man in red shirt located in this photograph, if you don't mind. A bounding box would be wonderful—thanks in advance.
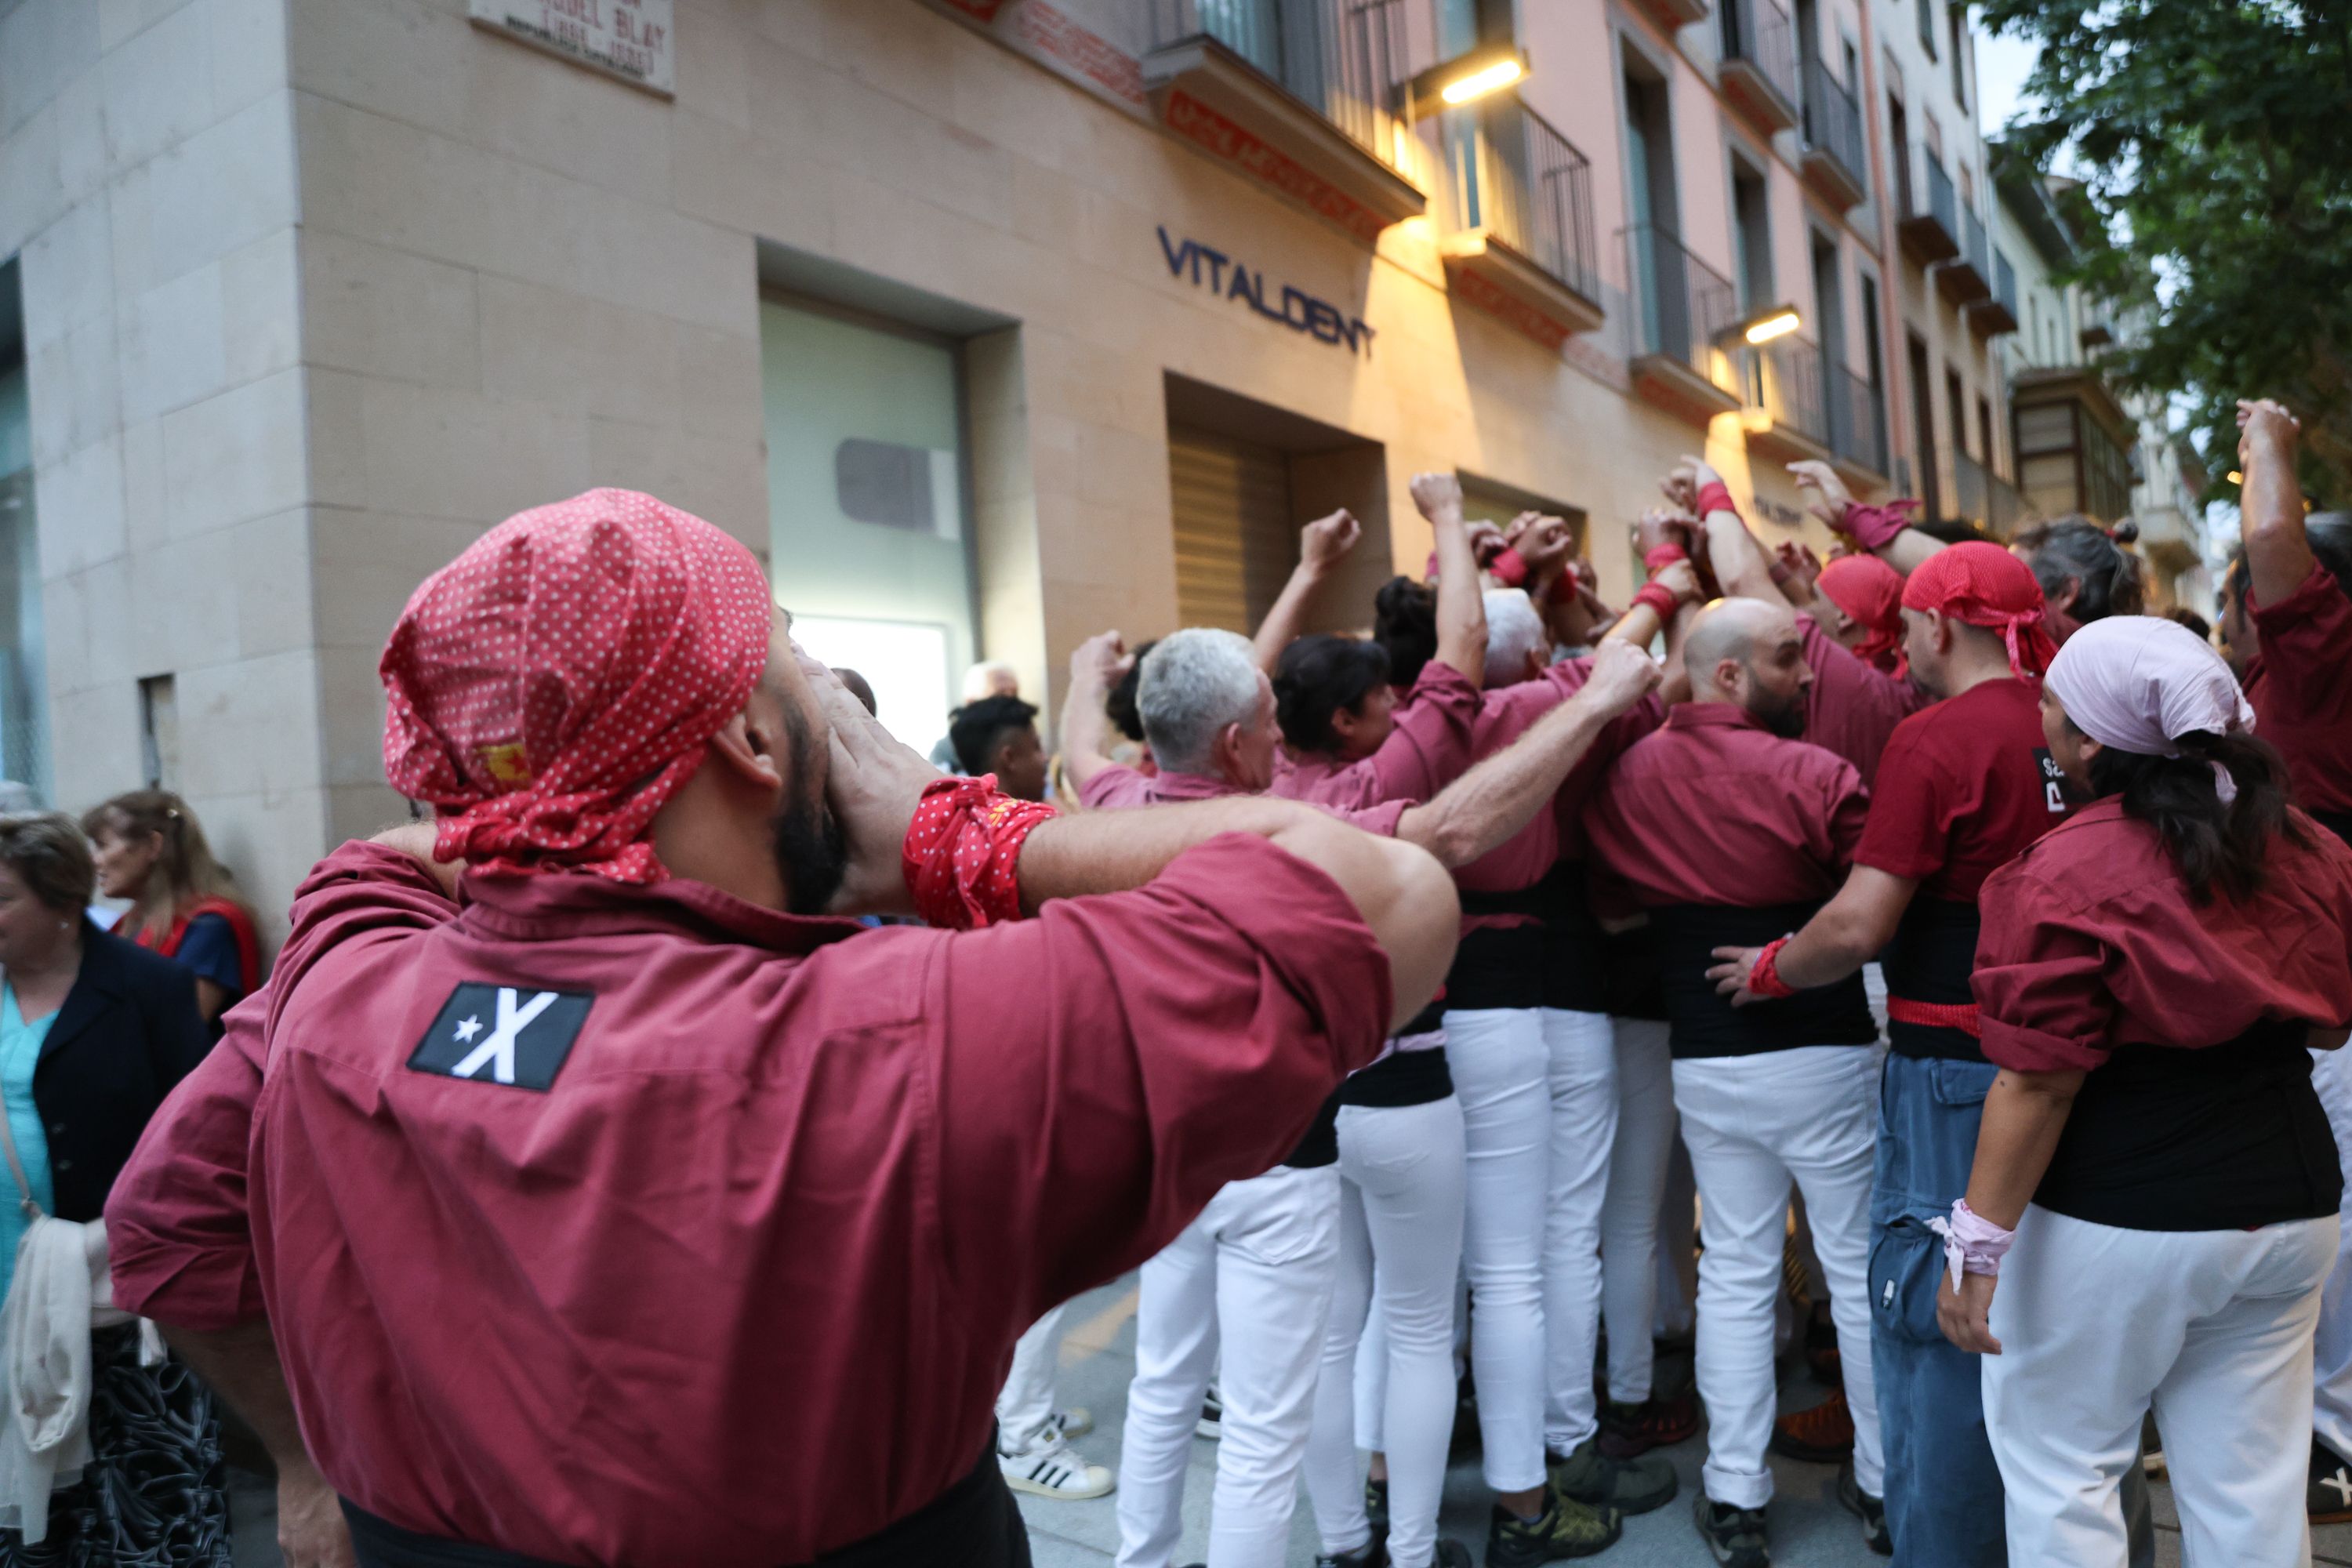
[104,492,1460,1568]
[1588,597,1885,1564]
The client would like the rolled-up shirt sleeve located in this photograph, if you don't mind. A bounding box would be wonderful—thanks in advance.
[107,842,459,1328]
[1973,862,2116,1073]
[928,833,1392,1323]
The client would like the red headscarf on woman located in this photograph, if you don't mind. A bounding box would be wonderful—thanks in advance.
[1815,554,1907,673]
[1898,541,2057,680]
[380,488,774,884]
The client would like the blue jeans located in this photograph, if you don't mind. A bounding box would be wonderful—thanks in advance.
[1869,1052,2154,1568]
[1870,1052,2007,1568]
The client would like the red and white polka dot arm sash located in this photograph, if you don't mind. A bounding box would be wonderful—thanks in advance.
[900,775,1060,930]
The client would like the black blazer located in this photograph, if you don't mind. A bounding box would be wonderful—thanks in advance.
[20,928,212,1222]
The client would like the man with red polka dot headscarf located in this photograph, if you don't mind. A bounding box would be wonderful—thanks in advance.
[101,489,1458,1568]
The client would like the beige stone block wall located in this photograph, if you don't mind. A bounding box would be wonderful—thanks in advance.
[2,0,323,942]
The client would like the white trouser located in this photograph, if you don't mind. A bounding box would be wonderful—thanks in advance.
[1986,1206,2336,1568]
[994,1301,1071,1450]
[2310,1044,2352,1461]
[1445,1007,1618,1489]
[1656,1133,1697,1339]
[1115,1164,1342,1568]
[1302,1098,1467,1568]
[1599,1018,1676,1403]
[1672,1045,1883,1509]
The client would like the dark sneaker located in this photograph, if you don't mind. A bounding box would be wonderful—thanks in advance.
[1196,1382,1223,1439]
[1692,1493,1769,1567]
[2314,1437,2352,1524]
[1550,1434,1677,1515]
[1805,1302,1842,1385]
[1485,1486,1622,1565]
[1367,1476,1389,1532]
[1314,1527,1388,1568]
[1599,1392,1700,1458]
[1838,1460,1891,1556]
[1432,1542,1473,1568]
[1769,1390,1853,1463]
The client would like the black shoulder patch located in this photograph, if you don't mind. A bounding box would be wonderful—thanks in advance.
[2034,747,2069,818]
[408,983,593,1092]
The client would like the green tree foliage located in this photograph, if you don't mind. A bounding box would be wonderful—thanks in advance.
[1981,0,2352,503]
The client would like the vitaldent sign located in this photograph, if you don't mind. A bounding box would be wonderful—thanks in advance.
[1158,227,1374,358]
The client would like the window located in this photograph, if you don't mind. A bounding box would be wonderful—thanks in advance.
[1950,11,1966,107]
[1917,0,1937,57]
[0,260,46,804]
[140,676,177,791]
[1731,158,1773,313]
[1977,395,1996,477]
[760,297,977,752]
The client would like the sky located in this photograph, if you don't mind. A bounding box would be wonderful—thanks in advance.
[1973,21,2042,143]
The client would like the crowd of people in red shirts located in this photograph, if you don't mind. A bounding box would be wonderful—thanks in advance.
[78,395,2352,1568]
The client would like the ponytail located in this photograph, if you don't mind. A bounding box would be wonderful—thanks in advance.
[2082,728,2306,902]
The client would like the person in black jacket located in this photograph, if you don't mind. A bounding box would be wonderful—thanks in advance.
[0,812,228,1564]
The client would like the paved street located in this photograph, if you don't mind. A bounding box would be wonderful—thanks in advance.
[219,1266,2352,1566]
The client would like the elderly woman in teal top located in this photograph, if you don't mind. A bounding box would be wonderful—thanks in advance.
[0,814,223,1565]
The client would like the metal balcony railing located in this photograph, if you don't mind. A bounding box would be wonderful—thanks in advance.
[1962,201,1990,279]
[1953,449,2030,537]
[1743,332,1830,449]
[1453,98,1602,305]
[1826,359,1888,476]
[1625,224,1739,389]
[1721,0,1798,110]
[1920,156,1958,234]
[1994,251,2018,318]
[1800,55,1864,191]
[1147,0,1409,162]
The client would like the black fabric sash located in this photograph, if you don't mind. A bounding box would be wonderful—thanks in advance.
[1447,862,1608,1012]
[2314,808,2352,849]
[1882,896,1986,1063]
[343,1432,1033,1568]
[1281,1089,1343,1168]
[2035,1018,2343,1232]
[1652,902,1878,1059]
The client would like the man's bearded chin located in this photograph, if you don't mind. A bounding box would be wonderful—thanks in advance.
[771,706,849,916]
[1752,687,1809,739]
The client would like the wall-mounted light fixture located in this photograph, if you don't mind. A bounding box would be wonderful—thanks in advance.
[1719,304,1804,347]
[1399,44,1529,120]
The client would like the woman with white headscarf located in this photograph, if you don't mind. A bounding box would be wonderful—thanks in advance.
[1932,615,2352,1566]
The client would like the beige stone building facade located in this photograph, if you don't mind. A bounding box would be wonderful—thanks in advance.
[0,0,2030,938]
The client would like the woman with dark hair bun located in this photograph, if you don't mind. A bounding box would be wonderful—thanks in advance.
[1373,576,1439,691]
[1938,615,2352,1566]
[2014,516,2145,644]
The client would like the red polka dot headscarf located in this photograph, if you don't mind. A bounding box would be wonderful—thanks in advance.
[380,488,774,884]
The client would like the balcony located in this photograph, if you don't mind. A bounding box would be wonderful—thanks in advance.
[1825,358,1889,480]
[1897,157,1961,265]
[1936,199,1992,305]
[1969,249,2020,336]
[1142,0,1425,245]
[1798,56,1867,211]
[1624,225,1743,425]
[1952,449,2031,539]
[1719,0,1798,133]
[1628,0,1711,28]
[1442,98,1606,347]
[2081,309,2115,348]
[1739,332,1833,464]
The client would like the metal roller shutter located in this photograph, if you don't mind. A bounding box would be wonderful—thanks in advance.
[1168,424,1296,634]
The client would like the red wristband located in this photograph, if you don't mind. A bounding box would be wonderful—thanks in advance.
[1641,543,1689,574]
[1840,498,1921,551]
[1488,547,1529,588]
[901,775,1059,930]
[1695,481,1739,521]
[1548,569,1581,605]
[1748,937,1798,1000]
[1630,582,1682,621]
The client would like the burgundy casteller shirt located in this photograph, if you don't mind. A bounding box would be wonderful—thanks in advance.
[106,838,1392,1566]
